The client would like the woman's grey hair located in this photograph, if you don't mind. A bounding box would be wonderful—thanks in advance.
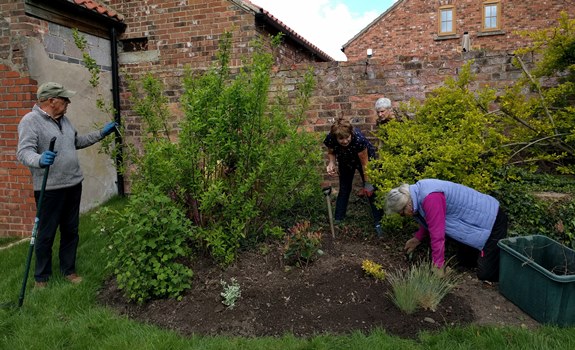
[385,183,411,214]
[375,97,391,110]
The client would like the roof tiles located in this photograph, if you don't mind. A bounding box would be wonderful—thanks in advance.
[70,0,124,22]
[66,0,330,60]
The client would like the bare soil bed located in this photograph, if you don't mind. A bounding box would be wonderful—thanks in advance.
[97,203,539,339]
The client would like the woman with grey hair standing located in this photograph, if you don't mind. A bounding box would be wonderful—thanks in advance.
[385,179,508,282]
[374,97,395,127]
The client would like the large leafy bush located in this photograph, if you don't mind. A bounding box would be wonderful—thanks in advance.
[118,32,322,270]
[369,63,509,196]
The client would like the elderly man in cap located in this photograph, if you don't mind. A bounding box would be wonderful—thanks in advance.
[17,82,118,288]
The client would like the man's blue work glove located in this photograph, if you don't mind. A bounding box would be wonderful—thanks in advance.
[101,121,118,137]
[39,151,57,168]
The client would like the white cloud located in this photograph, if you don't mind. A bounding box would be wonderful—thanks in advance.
[252,0,381,61]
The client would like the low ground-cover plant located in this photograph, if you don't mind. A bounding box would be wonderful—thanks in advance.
[387,262,461,314]
[493,170,575,249]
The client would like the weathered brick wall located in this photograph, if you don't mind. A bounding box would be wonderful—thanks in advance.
[111,0,254,71]
[0,65,37,238]
[344,0,573,62]
[109,0,319,95]
[0,1,42,238]
[0,3,118,238]
[0,0,44,68]
[275,50,525,137]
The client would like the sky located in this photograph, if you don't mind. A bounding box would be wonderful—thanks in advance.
[251,0,398,61]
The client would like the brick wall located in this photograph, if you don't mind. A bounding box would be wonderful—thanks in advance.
[0,65,37,238]
[343,0,573,62]
[274,49,527,138]
[109,0,329,146]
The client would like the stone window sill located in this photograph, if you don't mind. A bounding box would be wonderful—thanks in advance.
[434,34,459,41]
[477,30,506,37]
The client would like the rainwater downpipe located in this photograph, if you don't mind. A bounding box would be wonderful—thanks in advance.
[110,26,125,196]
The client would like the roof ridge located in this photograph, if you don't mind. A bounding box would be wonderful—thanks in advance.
[342,0,406,50]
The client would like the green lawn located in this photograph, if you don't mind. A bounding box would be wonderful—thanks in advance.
[0,236,20,247]
[1,196,574,349]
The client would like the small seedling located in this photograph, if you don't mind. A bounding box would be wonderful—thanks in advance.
[220,278,241,309]
[283,221,323,267]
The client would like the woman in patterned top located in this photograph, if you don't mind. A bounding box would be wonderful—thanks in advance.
[324,118,383,237]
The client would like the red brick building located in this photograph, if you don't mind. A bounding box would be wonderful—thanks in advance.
[342,0,572,62]
[107,0,334,142]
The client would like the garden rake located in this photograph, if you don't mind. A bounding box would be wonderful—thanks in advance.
[17,136,56,307]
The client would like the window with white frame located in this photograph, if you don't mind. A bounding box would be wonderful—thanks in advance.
[438,5,456,35]
[483,1,501,31]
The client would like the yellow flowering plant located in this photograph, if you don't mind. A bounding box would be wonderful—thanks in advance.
[362,259,386,280]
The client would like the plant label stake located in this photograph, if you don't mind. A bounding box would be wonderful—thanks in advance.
[18,136,56,307]
[322,186,335,238]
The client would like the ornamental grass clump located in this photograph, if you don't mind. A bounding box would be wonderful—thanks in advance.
[387,262,461,314]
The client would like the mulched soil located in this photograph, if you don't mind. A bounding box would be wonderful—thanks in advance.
[97,197,540,339]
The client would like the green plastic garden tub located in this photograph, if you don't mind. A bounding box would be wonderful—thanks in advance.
[498,235,575,326]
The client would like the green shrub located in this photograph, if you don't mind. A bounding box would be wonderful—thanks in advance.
[125,32,323,265]
[369,62,508,198]
[95,186,194,303]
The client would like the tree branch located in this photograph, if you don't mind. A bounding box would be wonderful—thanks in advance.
[508,133,570,160]
[492,108,539,133]
[514,55,558,134]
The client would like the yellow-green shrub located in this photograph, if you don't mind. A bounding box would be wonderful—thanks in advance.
[369,63,509,198]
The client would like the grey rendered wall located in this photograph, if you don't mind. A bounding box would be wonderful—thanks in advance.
[26,23,117,213]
